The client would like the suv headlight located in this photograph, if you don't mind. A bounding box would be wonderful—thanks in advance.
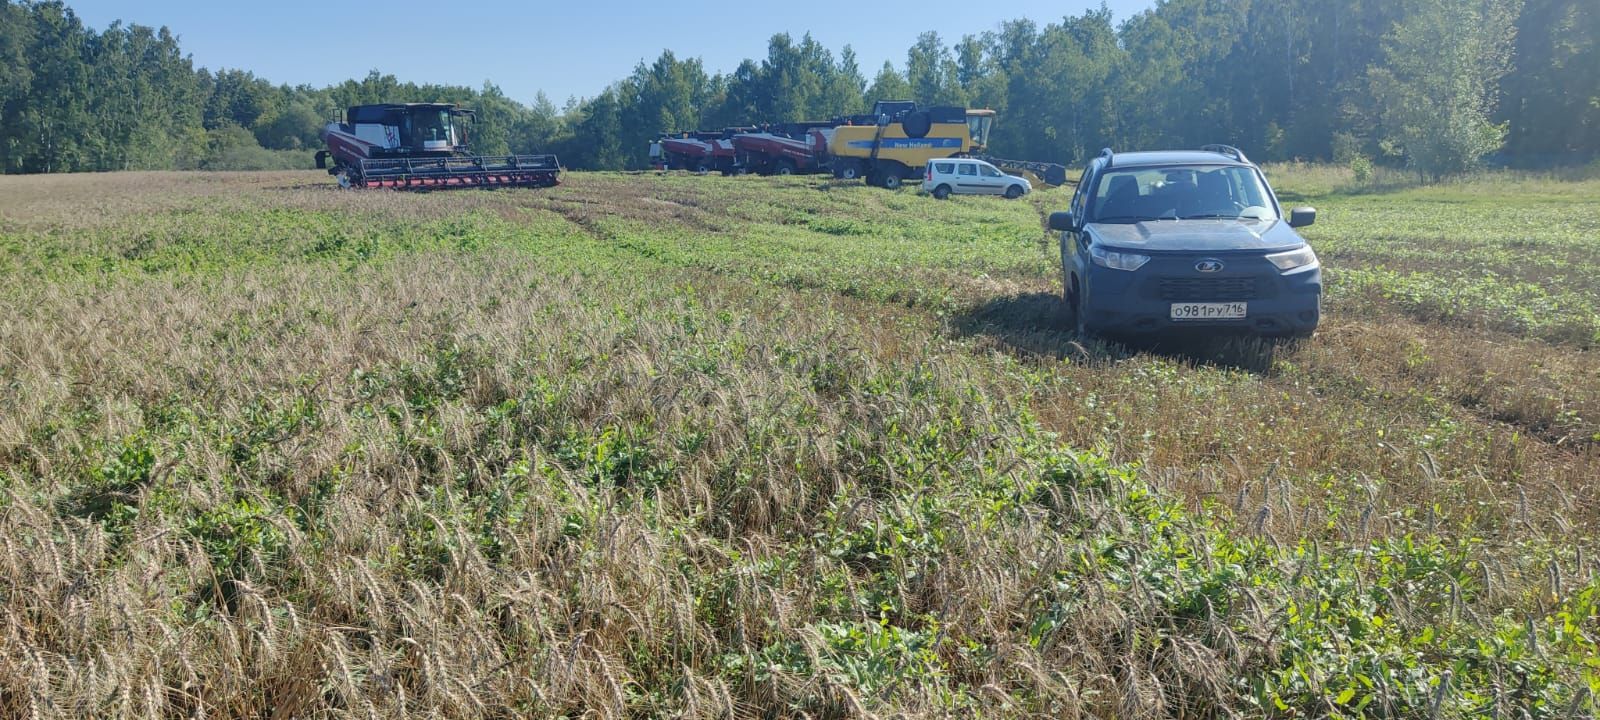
[1090,246,1150,271]
[1265,246,1318,271]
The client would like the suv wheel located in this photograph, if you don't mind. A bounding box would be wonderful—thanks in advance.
[1067,274,1092,338]
[1004,184,1024,199]
[932,184,952,200]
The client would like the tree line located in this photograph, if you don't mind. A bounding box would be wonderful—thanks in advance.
[2,0,1595,178]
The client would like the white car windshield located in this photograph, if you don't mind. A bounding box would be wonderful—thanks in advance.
[1089,165,1277,223]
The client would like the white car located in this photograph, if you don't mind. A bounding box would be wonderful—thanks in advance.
[922,158,1032,200]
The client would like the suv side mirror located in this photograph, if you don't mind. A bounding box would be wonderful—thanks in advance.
[1048,211,1078,232]
[1288,207,1317,228]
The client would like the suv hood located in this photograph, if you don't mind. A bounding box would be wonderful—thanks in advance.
[1088,218,1303,253]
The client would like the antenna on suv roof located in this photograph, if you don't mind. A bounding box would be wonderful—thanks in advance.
[1201,144,1248,163]
[1099,147,1114,168]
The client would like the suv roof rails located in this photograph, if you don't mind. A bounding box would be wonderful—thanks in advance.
[1201,144,1248,163]
[1098,147,1115,168]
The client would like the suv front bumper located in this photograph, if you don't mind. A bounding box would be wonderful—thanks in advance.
[1081,258,1322,338]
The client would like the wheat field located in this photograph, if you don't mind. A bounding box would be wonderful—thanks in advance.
[0,168,1596,718]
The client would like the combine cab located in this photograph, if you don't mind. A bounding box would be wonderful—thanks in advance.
[315,103,560,190]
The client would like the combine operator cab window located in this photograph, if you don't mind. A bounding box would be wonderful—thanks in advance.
[409,109,455,146]
[966,114,993,147]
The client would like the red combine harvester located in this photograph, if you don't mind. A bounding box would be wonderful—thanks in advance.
[732,122,836,175]
[651,127,756,174]
[315,103,560,190]
[655,131,719,171]
[707,128,754,175]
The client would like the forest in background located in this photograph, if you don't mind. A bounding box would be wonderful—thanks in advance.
[1,0,1595,177]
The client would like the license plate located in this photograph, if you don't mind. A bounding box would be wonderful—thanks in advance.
[1170,302,1247,320]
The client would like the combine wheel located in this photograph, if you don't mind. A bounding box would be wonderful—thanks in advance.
[881,173,903,190]
[336,169,355,189]
[836,162,862,180]
[775,159,796,176]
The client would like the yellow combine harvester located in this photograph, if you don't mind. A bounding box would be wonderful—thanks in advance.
[827,101,1066,189]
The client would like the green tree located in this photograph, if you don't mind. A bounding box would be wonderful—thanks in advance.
[1369,0,1522,179]
[905,32,963,105]
[1501,0,1600,159]
[0,0,38,171]
[827,46,868,116]
[254,99,323,150]
[864,61,910,103]
[202,68,277,130]
[10,1,94,173]
[511,91,564,153]
[87,22,199,169]
[566,87,626,169]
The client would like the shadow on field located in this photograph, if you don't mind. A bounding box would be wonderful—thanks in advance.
[952,292,1103,362]
[1136,333,1285,373]
[955,292,1286,373]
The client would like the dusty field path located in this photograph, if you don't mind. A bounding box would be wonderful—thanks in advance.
[1,169,1596,718]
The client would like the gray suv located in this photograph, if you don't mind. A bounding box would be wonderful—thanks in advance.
[1049,145,1321,339]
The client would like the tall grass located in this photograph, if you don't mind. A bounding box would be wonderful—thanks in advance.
[0,169,1595,717]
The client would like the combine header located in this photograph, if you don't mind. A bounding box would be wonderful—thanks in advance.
[732,123,836,175]
[654,131,719,171]
[315,103,560,190]
[652,127,756,174]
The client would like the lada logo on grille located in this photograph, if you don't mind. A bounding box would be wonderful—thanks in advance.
[1195,259,1225,273]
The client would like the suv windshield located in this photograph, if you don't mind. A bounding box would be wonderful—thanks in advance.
[1088,165,1277,223]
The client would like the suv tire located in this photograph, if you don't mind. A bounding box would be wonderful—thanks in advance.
[1004,184,1024,199]
[932,184,952,200]
[1067,274,1092,338]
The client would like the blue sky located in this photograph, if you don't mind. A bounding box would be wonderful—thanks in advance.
[65,1,1152,107]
